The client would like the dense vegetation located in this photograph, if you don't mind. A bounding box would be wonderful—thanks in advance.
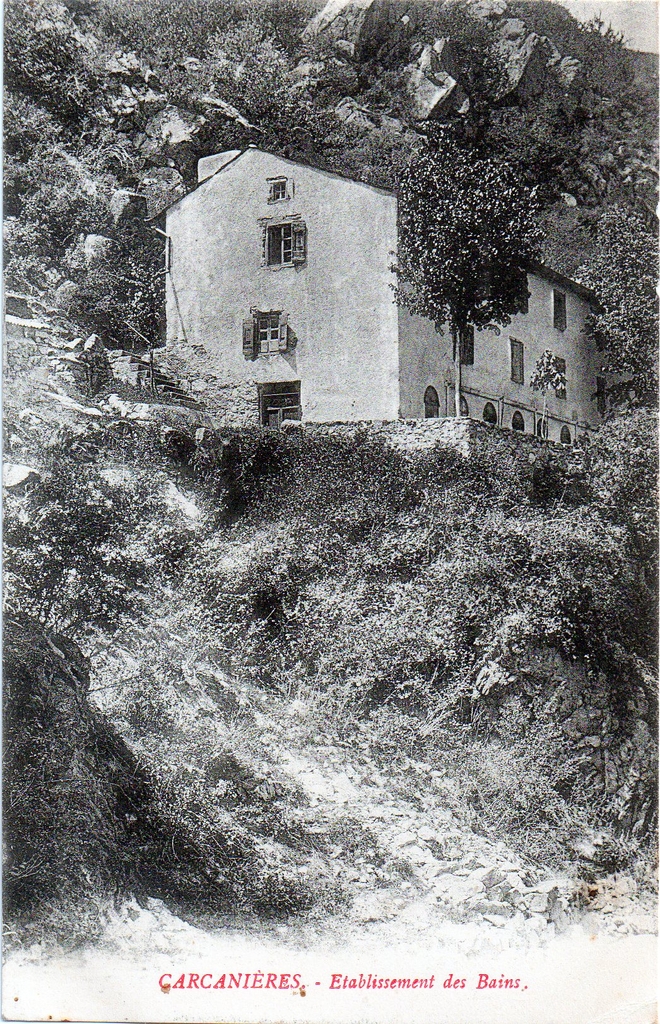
[3,400,657,940]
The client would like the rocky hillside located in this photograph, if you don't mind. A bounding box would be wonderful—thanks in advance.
[4,0,658,353]
[3,311,658,947]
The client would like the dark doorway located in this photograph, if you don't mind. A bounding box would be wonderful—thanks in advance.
[258,381,301,427]
[424,385,439,418]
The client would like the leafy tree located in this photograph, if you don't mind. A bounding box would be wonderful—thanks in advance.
[394,130,543,418]
[578,206,659,407]
[530,349,567,434]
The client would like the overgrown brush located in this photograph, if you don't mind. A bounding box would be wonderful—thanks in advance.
[4,410,657,900]
[3,617,341,947]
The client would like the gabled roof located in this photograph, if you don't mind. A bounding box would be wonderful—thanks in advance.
[150,147,594,302]
[528,260,595,302]
[152,145,396,219]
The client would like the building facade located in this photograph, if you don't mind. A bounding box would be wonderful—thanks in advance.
[164,147,604,440]
[165,146,399,425]
[399,264,604,442]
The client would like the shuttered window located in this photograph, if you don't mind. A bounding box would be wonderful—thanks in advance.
[553,289,567,331]
[257,312,282,353]
[510,338,524,384]
[266,221,307,267]
[267,224,292,265]
[268,178,288,202]
[242,311,290,358]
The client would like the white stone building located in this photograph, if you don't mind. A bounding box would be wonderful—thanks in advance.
[162,146,604,441]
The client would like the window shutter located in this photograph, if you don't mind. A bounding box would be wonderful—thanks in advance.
[292,222,307,264]
[242,317,256,359]
[278,312,289,352]
[460,325,474,366]
[510,338,524,384]
[553,290,567,331]
[261,225,268,266]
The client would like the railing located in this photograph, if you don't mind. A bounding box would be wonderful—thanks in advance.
[443,383,592,442]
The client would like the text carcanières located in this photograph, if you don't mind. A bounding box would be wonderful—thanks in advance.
[158,972,435,992]
[159,973,303,991]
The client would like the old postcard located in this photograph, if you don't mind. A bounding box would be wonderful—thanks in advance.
[2,0,658,1022]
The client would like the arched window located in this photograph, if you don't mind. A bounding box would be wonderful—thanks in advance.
[511,411,525,432]
[453,395,469,417]
[424,385,439,419]
[483,402,497,425]
[536,417,548,439]
[560,425,572,445]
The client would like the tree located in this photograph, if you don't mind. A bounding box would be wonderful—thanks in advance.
[578,206,659,408]
[394,131,543,418]
[530,350,567,435]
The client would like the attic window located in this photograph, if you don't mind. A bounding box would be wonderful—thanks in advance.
[268,178,289,203]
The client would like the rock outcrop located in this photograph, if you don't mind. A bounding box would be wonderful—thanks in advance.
[303,0,586,122]
[303,0,417,60]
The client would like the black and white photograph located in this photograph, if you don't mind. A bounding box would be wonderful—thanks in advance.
[2,0,658,1021]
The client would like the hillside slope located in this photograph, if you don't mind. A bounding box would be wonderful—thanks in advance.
[3,331,657,951]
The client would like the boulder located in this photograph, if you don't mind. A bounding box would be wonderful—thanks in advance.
[104,50,144,78]
[83,234,117,266]
[54,279,80,311]
[3,464,40,489]
[145,106,206,147]
[335,97,378,128]
[496,31,553,102]
[469,0,508,20]
[110,190,148,225]
[433,873,485,904]
[141,88,168,111]
[405,53,467,122]
[499,18,526,40]
[302,0,415,61]
[196,95,260,131]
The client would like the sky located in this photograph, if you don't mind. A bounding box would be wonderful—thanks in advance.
[557,0,659,53]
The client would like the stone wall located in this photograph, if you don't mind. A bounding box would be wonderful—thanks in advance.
[474,646,657,849]
[304,414,575,470]
[158,339,261,426]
